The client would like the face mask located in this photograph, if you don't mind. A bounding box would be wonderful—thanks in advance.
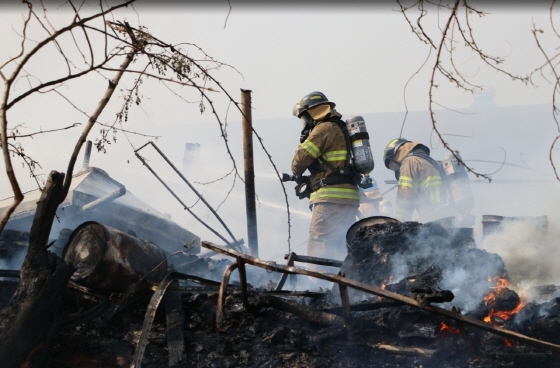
[389,160,401,172]
[299,113,314,143]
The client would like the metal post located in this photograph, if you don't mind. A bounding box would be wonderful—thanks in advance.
[82,140,92,169]
[241,89,259,257]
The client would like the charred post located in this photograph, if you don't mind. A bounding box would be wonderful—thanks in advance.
[241,89,259,257]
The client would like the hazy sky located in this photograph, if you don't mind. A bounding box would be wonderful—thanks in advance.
[130,2,554,120]
[1,1,560,265]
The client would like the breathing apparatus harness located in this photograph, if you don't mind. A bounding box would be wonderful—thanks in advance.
[308,116,362,192]
[400,148,451,205]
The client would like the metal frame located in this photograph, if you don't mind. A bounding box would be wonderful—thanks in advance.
[134,141,242,251]
[203,240,560,354]
[275,252,344,291]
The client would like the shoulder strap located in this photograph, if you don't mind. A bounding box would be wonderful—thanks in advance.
[407,151,446,179]
[407,151,450,203]
[323,116,353,167]
[310,117,360,191]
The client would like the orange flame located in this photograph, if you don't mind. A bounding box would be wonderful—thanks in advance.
[439,321,460,334]
[483,293,495,306]
[381,275,393,290]
[483,275,526,325]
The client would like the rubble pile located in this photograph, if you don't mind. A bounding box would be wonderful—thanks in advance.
[34,284,558,368]
[1,220,560,367]
[343,221,505,293]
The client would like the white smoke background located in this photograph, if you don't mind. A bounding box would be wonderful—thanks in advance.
[480,219,560,301]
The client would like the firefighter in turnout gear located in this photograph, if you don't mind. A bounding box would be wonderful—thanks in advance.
[291,91,360,260]
[383,138,448,222]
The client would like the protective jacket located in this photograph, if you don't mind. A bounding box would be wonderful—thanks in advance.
[291,119,360,205]
[395,144,447,222]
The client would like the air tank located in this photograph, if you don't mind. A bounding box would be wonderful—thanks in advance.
[346,116,374,175]
[63,221,168,293]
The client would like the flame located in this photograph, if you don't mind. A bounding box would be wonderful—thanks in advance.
[381,275,393,290]
[504,339,512,347]
[439,321,460,334]
[483,275,526,325]
[483,293,495,306]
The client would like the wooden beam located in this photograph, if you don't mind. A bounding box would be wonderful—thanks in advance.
[164,282,185,366]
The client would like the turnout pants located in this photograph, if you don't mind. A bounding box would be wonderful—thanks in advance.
[307,202,359,261]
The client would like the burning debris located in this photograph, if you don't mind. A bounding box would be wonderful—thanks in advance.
[1,215,560,367]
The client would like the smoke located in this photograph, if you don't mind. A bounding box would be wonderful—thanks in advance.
[0,247,26,271]
[480,219,560,288]
[385,224,507,313]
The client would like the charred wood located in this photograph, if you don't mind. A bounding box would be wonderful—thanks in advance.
[163,281,185,367]
[368,343,436,356]
[322,299,403,314]
[253,293,345,327]
[0,171,75,368]
[202,240,560,355]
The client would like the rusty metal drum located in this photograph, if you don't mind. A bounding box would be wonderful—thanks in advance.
[63,221,168,293]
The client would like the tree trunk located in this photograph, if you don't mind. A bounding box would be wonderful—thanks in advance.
[0,171,75,368]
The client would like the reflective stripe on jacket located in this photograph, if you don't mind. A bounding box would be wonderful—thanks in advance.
[395,154,447,222]
[291,120,359,205]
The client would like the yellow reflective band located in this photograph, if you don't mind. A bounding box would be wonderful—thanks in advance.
[322,150,347,162]
[388,138,400,148]
[420,176,442,189]
[301,140,322,159]
[310,187,360,201]
[429,186,441,202]
[398,176,414,189]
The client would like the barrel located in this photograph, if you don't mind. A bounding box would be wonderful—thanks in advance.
[481,215,548,240]
[63,221,168,293]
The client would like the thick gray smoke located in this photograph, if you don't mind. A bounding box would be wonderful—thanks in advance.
[481,219,560,293]
[387,225,507,313]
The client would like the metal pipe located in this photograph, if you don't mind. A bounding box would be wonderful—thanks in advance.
[275,252,296,291]
[82,140,92,169]
[201,240,560,355]
[132,273,174,368]
[135,142,241,251]
[216,262,239,330]
[241,89,259,257]
[283,253,344,268]
[80,187,126,212]
[134,152,233,247]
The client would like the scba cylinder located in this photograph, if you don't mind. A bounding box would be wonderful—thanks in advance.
[346,116,374,174]
[441,152,475,215]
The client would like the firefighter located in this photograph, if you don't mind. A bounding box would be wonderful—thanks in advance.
[383,138,449,222]
[291,91,361,260]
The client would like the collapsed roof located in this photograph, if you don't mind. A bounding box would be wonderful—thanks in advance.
[0,164,200,256]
